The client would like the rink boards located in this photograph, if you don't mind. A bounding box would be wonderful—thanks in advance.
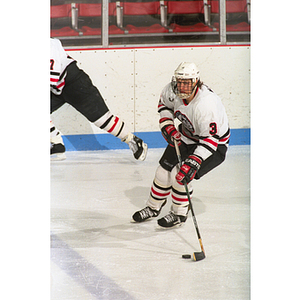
[51,44,250,151]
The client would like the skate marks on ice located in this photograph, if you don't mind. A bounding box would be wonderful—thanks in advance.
[51,147,250,300]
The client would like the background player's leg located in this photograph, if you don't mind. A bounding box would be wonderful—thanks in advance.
[50,93,66,160]
[50,118,66,161]
[51,92,65,114]
[63,63,147,160]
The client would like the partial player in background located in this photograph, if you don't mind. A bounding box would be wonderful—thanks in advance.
[132,62,230,228]
[50,117,66,160]
[50,38,147,161]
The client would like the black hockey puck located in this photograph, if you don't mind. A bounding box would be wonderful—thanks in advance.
[182,254,191,259]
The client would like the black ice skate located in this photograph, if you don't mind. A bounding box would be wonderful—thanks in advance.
[128,135,148,161]
[132,200,166,222]
[157,211,187,228]
[51,143,66,161]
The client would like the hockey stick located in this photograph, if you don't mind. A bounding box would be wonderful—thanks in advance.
[174,140,206,261]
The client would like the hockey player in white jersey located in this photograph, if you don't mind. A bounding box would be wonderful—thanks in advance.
[50,38,147,160]
[132,62,230,228]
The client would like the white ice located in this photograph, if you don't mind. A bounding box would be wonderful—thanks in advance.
[51,145,250,300]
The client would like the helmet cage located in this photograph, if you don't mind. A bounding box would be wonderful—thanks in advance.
[172,62,200,99]
[171,76,199,99]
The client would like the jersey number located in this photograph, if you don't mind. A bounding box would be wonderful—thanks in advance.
[209,122,217,135]
[50,59,54,70]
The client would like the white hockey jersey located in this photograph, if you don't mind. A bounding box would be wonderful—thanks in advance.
[158,83,230,161]
[50,38,75,95]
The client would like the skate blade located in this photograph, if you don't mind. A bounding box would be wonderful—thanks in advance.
[155,222,185,230]
[130,216,155,223]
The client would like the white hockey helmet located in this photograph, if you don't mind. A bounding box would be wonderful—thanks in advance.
[172,62,200,99]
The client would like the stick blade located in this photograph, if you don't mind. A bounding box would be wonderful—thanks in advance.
[193,252,206,261]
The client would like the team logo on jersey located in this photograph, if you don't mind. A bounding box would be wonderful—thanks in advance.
[168,96,174,102]
[175,111,195,133]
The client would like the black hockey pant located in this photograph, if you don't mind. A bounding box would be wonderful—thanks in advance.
[51,62,109,123]
[159,142,228,180]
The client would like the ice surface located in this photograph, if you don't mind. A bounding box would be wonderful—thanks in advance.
[51,146,250,300]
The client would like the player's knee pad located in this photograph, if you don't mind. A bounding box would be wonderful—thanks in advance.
[170,165,193,191]
[154,165,172,188]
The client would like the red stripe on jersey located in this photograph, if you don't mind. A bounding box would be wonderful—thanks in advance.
[220,131,230,143]
[107,116,119,133]
[57,81,65,89]
[151,187,170,198]
[50,78,59,82]
[220,136,229,142]
[203,138,218,147]
[159,117,172,124]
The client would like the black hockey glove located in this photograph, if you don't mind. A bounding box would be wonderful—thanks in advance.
[160,118,181,147]
[176,154,202,185]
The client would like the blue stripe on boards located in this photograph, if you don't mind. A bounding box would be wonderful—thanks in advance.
[228,128,250,146]
[62,128,250,151]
